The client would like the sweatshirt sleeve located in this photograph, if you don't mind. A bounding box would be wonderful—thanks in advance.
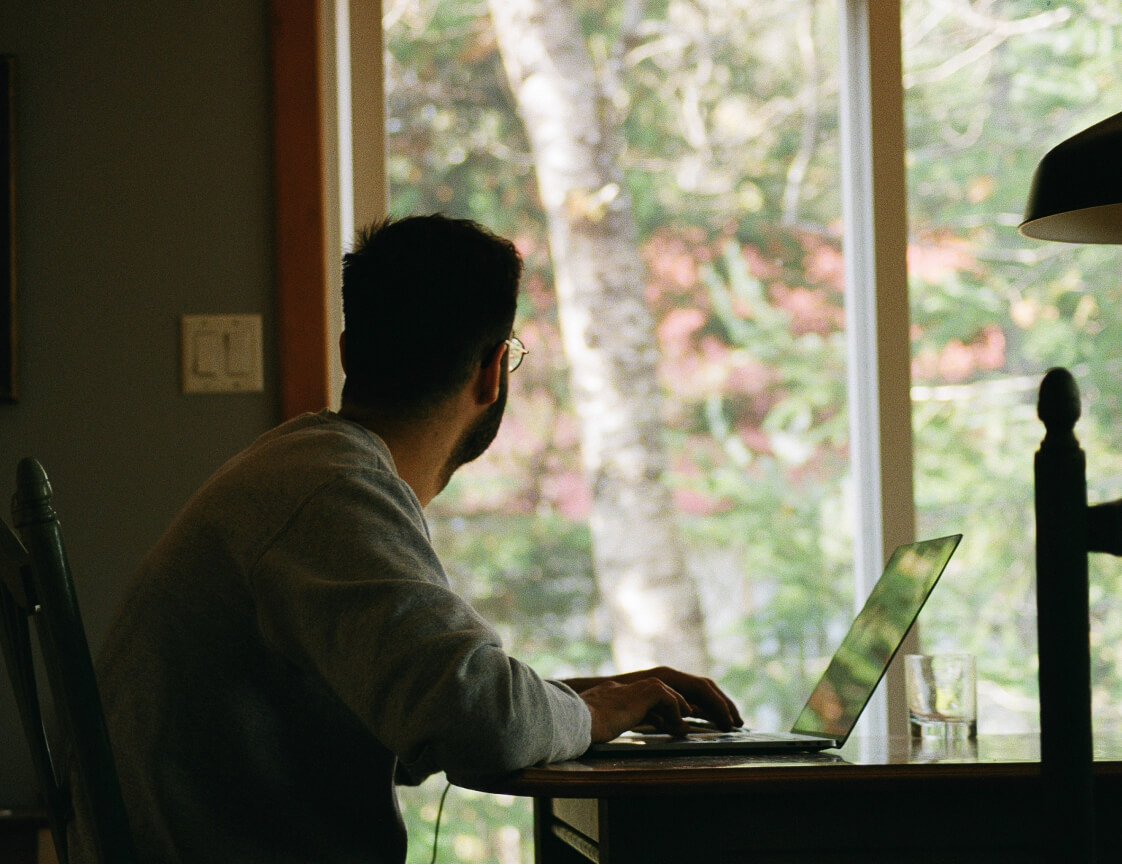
[246,468,592,782]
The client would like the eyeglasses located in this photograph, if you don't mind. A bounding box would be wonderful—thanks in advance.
[505,336,528,372]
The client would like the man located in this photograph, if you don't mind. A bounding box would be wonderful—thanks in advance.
[75,215,741,861]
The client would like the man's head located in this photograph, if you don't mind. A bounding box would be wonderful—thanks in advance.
[340,214,522,422]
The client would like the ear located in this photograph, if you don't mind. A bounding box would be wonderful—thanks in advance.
[474,342,506,406]
[339,331,348,374]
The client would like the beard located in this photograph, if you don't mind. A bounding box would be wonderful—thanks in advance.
[438,371,508,492]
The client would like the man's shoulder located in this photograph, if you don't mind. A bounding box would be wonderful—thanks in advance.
[254,410,391,461]
[189,411,411,523]
[222,411,394,482]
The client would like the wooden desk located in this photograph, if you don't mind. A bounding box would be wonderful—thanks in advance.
[461,735,1122,862]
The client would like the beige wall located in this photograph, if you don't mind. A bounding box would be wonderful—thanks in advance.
[0,1,279,804]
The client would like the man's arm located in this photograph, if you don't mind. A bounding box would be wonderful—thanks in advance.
[252,469,592,779]
[564,667,744,741]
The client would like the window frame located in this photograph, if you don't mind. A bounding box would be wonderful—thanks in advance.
[838,0,916,738]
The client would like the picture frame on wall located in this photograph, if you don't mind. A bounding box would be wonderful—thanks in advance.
[1,55,16,402]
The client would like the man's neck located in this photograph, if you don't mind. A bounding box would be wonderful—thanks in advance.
[338,402,463,507]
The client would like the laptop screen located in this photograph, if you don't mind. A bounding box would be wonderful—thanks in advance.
[790,534,962,742]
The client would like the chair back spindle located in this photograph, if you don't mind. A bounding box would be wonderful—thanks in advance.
[1035,368,1095,859]
[0,458,135,862]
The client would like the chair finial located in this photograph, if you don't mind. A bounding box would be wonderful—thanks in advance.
[12,458,56,528]
[1038,367,1081,435]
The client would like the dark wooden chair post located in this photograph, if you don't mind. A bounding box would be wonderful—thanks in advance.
[0,520,68,855]
[6,458,135,862]
[1035,367,1095,859]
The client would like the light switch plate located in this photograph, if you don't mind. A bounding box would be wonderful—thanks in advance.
[180,314,264,394]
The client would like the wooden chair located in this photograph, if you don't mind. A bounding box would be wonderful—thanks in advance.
[0,458,135,862]
[1035,367,1122,859]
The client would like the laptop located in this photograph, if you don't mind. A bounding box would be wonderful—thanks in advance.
[588,533,962,755]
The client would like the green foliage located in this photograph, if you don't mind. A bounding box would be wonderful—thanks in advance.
[901,0,1122,734]
[428,511,611,676]
[400,775,533,864]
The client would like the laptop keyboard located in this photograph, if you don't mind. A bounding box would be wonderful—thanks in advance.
[690,729,787,742]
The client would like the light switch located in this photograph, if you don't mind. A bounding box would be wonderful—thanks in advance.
[193,332,222,376]
[225,329,253,375]
[181,315,264,394]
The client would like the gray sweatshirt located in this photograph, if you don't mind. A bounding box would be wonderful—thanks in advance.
[72,411,591,862]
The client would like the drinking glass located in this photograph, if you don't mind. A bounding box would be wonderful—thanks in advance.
[905,653,977,739]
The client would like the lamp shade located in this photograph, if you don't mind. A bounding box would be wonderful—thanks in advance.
[1020,111,1122,243]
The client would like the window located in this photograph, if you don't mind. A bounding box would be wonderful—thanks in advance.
[903,0,1122,734]
[379,1,895,859]
[383,0,884,717]
[306,0,1122,861]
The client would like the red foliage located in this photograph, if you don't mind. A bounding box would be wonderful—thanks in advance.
[801,233,846,290]
[673,486,733,515]
[908,232,981,282]
[767,284,844,335]
[657,307,707,357]
[643,229,705,303]
[543,470,592,519]
[738,243,783,283]
[911,325,1006,383]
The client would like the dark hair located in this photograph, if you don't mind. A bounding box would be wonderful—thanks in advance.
[340,214,522,416]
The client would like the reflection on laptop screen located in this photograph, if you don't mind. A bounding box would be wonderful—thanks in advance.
[791,534,961,741]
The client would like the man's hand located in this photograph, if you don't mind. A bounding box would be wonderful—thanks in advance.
[566,667,744,743]
[577,678,693,742]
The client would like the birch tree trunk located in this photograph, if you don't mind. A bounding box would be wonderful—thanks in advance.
[487,0,709,673]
